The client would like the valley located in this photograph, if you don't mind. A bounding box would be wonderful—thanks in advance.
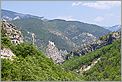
[1,9,121,81]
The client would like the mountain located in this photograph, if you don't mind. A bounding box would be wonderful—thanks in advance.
[104,25,121,32]
[68,31,120,58]
[10,18,110,51]
[2,9,110,52]
[1,20,81,81]
[1,10,121,81]
[1,9,43,20]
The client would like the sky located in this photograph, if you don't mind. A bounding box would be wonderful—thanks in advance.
[1,1,121,27]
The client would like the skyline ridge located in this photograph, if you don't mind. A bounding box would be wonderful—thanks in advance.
[1,9,121,27]
[1,1,121,26]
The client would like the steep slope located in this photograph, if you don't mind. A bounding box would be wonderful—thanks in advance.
[1,21,81,81]
[1,21,121,81]
[1,17,121,81]
[48,19,110,38]
[1,43,82,81]
[10,18,76,52]
[1,43,81,81]
[62,39,121,81]
[1,19,23,44]
[83,39,121,80]
[11,18,110,52]
[46,41,64,64]
[1,19,23,60]
[69,31,120,58]
[2,9,110,52]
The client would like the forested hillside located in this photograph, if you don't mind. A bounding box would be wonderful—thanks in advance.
[62,39,121,81]
[1,9,121,81]
[10,18,110,52]
[1,25,121,80]
[1,33,81,81]
[83,40,121,80]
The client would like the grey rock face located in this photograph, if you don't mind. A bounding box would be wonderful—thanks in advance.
[72,32,120,57]
[46,41,64,64]
[1,19,24,59]
[1,48,15,60]
[1,19,23,45]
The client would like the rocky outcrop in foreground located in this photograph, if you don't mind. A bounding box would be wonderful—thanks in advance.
[1,19,24,59]
[1,19,23,45]
[1,48,15,60]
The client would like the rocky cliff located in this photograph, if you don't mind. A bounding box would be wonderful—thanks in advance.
[69,32,121,58]
[1,19,24,59]
[46,41,64,64]
[1,48,15,60]
[1,19,23,45]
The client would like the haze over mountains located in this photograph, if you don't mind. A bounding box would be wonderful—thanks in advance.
[104,25,121,32]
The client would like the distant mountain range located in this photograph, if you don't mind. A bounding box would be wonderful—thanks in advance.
[2,9,120,32]
[1,9,111,52]
[104,25,121,32]
[1,9,121,81]
[1,9,44,20]
[1,19,121,81]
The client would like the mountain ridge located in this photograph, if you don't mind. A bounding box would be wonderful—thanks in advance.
[103,25,121,32]
[2,9,44,20]
[1,10,121,81]
[10,18,110,52]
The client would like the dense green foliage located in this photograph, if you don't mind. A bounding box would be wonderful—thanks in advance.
[62,51,101,71]
[1,21,120,81]
[1,56,81,81]
[99,32,113,40]
[1,43,81,81]
[10,43,40,58]
[83,40,121,81]
[1,22,82,81]
[62,40,121,81]
[1,27,13,48]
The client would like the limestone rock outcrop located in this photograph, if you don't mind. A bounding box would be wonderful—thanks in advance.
[1,19,23,45]
[1,48,15,60]
[46,41,64,64]
[71,32,121,57]
[1,19,24,59]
